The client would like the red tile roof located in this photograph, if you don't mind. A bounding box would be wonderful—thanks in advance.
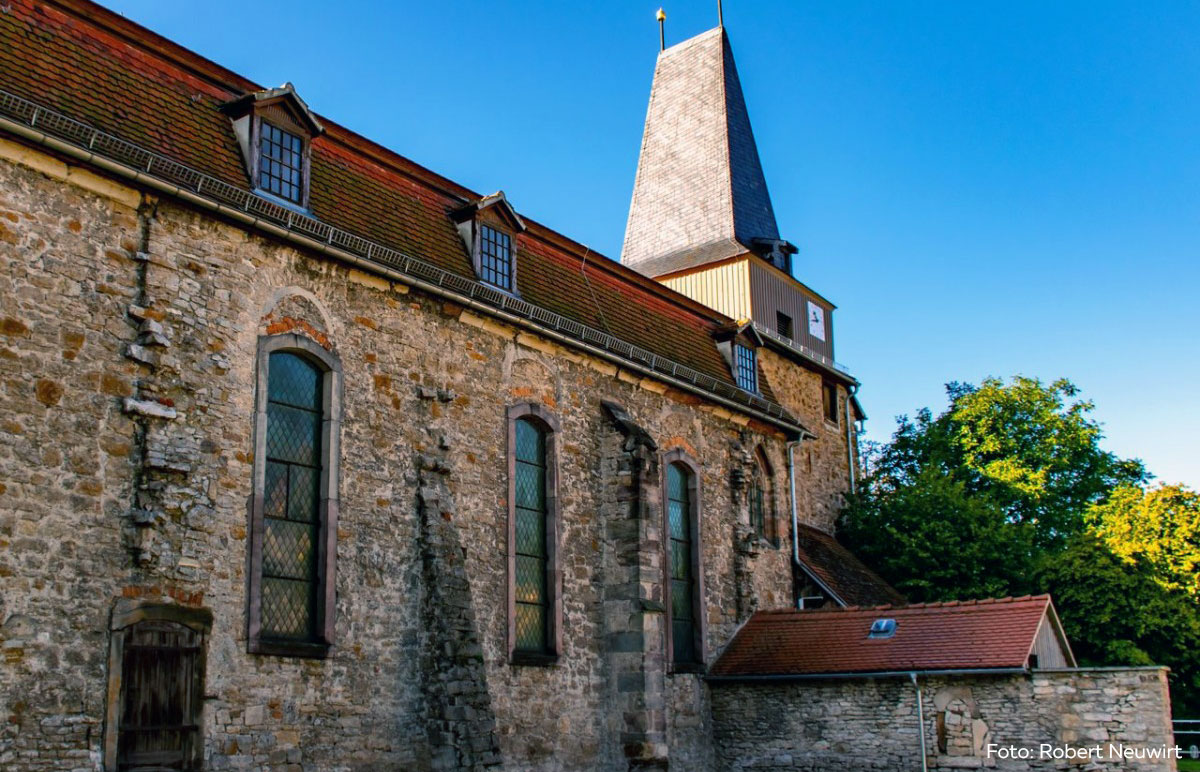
[795,524,906,607]
[710,595,1071,678]
[0,0,800,430]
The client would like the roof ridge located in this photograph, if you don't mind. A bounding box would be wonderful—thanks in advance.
[41,1,750,333]
[755,594,1051,618]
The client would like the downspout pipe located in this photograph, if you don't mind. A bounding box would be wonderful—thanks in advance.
[910,672,929,772]
[788,440,801,574]
[845,383,860,495]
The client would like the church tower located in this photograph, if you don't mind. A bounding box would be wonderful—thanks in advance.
[622,25,842,373]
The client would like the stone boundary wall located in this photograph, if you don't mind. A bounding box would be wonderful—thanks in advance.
[711,668,1175,771]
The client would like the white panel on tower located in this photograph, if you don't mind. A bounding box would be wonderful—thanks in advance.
[807,301,826,342]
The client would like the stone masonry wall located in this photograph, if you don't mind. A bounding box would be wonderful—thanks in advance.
[711,668,1176,771]
[758,348,856,536]
[0,140,843,770]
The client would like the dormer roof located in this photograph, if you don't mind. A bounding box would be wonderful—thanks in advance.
[712,319,764,347]
[220,82,324,136]
[450,190,527,232]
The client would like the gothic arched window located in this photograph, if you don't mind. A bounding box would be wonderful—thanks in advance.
[248,335,342,658]
[663,450,704,668]
[507,404,561,664]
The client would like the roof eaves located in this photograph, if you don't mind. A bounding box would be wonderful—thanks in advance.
[754,323,858,384]
[0,88,808,439]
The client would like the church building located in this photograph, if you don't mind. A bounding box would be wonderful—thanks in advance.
[0,2,1174,771]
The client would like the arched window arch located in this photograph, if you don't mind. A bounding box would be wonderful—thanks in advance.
[507,403,561,664]
[662,448,704,669]
[248,334,341,658]
[750,447,777,546]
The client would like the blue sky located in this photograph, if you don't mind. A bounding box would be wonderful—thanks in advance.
[103,1,1200,489]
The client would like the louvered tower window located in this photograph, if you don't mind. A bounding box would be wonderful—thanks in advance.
[513,417,549,653]
[261,351,323,641]
[667,461,699,665]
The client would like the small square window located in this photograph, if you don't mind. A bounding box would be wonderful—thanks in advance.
[823,381,839,424]
[258,122,306,205]
[479,224,513,291]
[734,344,758,394]
[776,311,793,339]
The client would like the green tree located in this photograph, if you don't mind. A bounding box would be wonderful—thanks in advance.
[1035,536,1200,716]
[839,376,1146,603]
[1088,483,1200,602]
[838,466,1035,601]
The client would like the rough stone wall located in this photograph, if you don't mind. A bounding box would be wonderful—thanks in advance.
[0,143,823,771]
[0,140,146,772]
[758,348,857,535]
[711,668,1175,771]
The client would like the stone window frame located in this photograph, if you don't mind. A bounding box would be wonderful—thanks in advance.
[506,402,563,666]
[247,333,342,658]
[822,380,840,426]
[751,446,780,547]
[661,448,706,672]
[103,600,213,772]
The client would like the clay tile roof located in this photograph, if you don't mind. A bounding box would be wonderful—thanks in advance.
[795,524,906,608]
[710,595,1072,678]
[0,0,803,433]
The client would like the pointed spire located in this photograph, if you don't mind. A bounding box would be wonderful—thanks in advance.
[621,27,785,278]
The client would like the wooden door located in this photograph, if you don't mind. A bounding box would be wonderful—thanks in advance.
[117,620,203,771]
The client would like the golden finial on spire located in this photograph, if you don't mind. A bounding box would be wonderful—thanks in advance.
[657,8,666,51]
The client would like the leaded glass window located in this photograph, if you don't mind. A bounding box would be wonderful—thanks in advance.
[479,224,513,291]
[734,344,758,393]
[513,417,549,653]
[258,122,305,204]
[750,472,766,541]
[667,461,698,664]
[261,351,322,641]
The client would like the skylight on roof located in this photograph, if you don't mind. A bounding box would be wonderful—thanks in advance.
[868,618,897,639]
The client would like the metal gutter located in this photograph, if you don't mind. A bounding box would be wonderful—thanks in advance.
[0,89,812,438]
[705,667,1029,684]
[755,324,857,384]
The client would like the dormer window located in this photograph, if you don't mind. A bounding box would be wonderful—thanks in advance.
[479,224,513,291]
[451,191,527,294]
[734,344,758,393]
[259,122,305,204]
[713,321,764,395]
[222,83,324,211]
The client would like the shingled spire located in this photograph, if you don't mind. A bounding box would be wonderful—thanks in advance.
[621,27,788,278]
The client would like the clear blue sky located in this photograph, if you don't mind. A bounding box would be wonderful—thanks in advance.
[102,1,1200,490]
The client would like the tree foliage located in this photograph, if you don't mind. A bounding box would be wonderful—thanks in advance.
[839,376,1145,603]
[1088,483,1200,602]
[1035,536,1200,715]
[837,375,1200,712]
